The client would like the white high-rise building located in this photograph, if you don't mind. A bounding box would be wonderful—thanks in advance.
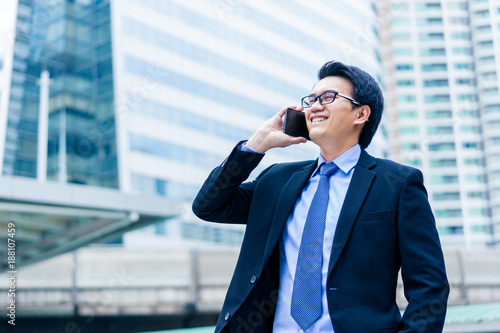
[110,0,386,243]
[380,0,500,248]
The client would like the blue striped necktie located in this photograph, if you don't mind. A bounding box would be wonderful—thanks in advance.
[291,162,339,331]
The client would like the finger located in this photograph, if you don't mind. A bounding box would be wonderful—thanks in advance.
[277,106,298,117]
[287,136,307,145]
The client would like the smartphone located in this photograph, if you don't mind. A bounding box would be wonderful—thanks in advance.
[283,108,310,140]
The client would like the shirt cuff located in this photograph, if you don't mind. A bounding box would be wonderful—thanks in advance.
[238,141,265,155]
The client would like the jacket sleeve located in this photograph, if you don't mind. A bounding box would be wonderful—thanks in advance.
[192,141,268,224]
[398,169,450,332]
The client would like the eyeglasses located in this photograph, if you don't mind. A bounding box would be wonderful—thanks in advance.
[301,90,362,108]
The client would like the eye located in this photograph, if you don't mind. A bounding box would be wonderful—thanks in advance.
[321,92,336,103]
[304,95,316,105]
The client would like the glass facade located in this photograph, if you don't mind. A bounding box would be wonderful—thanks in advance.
[3,0,118,187]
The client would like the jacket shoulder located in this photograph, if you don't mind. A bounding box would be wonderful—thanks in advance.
[360,150,424,183]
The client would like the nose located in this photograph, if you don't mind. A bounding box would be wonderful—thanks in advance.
[304,99,323,119]
[309,99,324,112]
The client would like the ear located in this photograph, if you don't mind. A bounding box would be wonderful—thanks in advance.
[354,105,371,125]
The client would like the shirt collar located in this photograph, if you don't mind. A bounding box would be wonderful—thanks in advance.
[311,144,361,178]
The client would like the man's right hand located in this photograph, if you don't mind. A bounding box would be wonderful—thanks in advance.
[245,107,308,153]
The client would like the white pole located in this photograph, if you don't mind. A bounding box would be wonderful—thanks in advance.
[58,108,67,183]
[37,70,50,182]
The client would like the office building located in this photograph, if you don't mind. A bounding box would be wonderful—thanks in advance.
[1,0,384,245]
[379,0,500,247]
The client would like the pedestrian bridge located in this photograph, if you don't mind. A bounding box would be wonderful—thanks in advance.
[1,246,499,317]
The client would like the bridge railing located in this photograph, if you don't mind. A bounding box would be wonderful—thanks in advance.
[1,246,499,316]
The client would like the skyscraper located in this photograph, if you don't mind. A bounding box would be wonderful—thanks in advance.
[380,0,500,248]
[1,0,119,187]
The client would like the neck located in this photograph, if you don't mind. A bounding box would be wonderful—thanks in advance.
[319,141,359,161]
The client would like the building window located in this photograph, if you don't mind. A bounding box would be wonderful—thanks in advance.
[477,40,494,49]
[431,175,459,184]
[426,110,452,119]
[456,78,474,85]
[484,104,500,114]
[452,47,472,55]
[464,158,484,166]
[393,32,412,40]
[457,94,476,101]
[417,17,443,26]
[423,79,449,87]
[400,126,419,134]
[399,110,418,118]
[481,72,498,81]
[460,125,481,134]
[465,174,486,183]
[420,48,446,56]
[430,159,457,167]
[397,80,415,86]
[474,9,490,18]
[459,109,479,117]
[435,209,462,218]
[391,3,410,11]
[468,208,488,217]
[401,143,420,150]
[394,48,413,56]
[404,159,422,167]
[475,25,492,34]
[396,64,414,71]
[479,56,495,64]
[433,192,460,201]
[422,63,447,71]
[392,18,411,26]
[447,2,468,10]
[424,95,450,103]
[419,32,444,41]
[428,126,454,135]
[482,88,499,96]
[398,95,417,103]
[454,63,473,70]
[449,17,469,25]
[463,142,482,149]
[450,32,470,39]
[416,3,441,11]
[429,142,455,151]
[471,225,487,233]
[468,191,486,199]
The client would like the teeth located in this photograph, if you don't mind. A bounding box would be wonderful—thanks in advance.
[312,117,326,123]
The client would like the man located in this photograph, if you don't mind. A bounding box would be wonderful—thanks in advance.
[192,61,449,332]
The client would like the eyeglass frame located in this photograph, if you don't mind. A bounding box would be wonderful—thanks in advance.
[301,90,362,108]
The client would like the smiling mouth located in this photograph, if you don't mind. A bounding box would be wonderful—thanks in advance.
[311,117,327,123]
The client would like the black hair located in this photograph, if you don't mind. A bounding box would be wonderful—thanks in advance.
[317,61,384,149]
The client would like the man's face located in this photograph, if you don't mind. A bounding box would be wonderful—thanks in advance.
[304,76,361,148]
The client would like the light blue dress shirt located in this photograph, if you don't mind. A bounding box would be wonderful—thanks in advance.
[274,144,360,332]
[240,143,361,332]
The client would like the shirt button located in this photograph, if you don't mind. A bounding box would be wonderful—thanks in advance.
[225,312,230,320]
[250,275,257,284]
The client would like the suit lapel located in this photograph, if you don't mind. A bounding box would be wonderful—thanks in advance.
[328,150,376,275]
[262,160,317,266]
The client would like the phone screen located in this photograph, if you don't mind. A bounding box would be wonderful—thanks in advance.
[283,108,310,140]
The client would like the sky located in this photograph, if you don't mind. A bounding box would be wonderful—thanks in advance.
[0,0,17,57]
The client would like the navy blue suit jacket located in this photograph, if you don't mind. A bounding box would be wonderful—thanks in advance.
[193,143,449,333]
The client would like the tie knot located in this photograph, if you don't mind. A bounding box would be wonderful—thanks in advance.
[320,162,338,177]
